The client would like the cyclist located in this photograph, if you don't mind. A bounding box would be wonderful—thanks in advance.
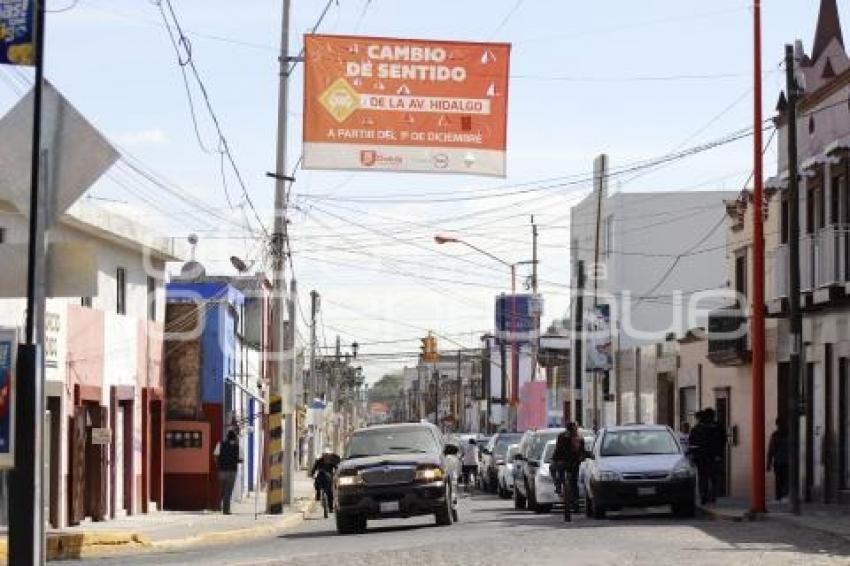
[551,422,585,512]
[461,438,479,491]
[311,448,340,513]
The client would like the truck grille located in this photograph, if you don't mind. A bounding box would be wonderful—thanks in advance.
[361,465,416,486]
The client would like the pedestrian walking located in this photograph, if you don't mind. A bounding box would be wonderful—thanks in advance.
[215,429,242,514]
[767,418,789,502]
[689,409,725,505]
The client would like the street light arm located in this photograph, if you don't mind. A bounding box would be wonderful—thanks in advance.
[435,235,513,269]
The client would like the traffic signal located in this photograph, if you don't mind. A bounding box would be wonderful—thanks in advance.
[420,333,439,363]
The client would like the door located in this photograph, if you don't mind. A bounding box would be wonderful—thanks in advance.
[85,405,108,521]
[656,373,675,428]
[69,405,86,526]
[825,345,835,502]
[840,358,849,490]
[806,363,815,502]
[115,406,124,516]
[151,400,163,510]
[714,389,731,498]
[47,397,60,528]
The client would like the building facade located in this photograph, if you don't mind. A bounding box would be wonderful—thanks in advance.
[569,156,735,430]
[0,201,183,528]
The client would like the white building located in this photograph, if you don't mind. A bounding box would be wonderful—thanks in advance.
[0,200,185,527]
[569,155,735,429]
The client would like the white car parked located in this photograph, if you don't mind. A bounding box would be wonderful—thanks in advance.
[497,444,520,499]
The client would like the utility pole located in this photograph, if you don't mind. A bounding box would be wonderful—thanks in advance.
[456,349,463,431]
[10,1,47,563]
[750,0,766,515]
[284,279,297,504]
[785,43,803,516]
[267,0,291,515]
[530,217,539,385]
[573,261,585,427]
[309,291,319,401]
[591,155,608,431]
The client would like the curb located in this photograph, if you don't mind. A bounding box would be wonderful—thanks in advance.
[0,531,149,562]
[0,499,319,561]
[698,505,759,522]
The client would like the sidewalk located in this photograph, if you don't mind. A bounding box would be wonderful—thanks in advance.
[700,499,850,543]
[0,472,318,561]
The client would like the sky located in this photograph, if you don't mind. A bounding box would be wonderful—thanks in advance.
[7,0,833,380]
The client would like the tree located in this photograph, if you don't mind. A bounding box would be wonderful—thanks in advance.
[368,372,405,404]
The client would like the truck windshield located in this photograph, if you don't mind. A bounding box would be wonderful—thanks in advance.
[345,428,440,458]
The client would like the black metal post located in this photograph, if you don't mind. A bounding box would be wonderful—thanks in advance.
[9,1,47,563]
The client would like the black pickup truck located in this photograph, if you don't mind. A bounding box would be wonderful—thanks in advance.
[334,423,460,534]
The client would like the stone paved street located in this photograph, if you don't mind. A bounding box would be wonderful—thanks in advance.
[72,493,850,565]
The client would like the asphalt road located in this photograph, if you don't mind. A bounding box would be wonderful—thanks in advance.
[72,493,850,565]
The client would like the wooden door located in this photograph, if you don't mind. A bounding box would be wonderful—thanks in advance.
[714,389,731,498]
[69,405,86,526]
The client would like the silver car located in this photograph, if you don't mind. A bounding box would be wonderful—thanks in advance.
[497,443,520,498]
[583,424,696,519]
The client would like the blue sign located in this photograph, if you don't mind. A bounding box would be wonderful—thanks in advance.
[0,338,12,466]
[0,0,33,66]
[494,294,541,343]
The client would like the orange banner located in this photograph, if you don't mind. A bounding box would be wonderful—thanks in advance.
[303,34,511,177]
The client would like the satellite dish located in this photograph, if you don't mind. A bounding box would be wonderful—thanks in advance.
[180,260,206,280]
[230,256,249,273]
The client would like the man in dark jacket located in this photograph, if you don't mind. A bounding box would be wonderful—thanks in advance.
[311,449,340,511]
[767,418,789,502]
[689,408,725,505]
[551,423,585,510]
[216,429,242,514]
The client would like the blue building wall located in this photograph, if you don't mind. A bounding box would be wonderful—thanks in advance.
[166,282,244,406]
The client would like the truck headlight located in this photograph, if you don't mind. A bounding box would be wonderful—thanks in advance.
[337,473,364,488]
[415,466,444,483]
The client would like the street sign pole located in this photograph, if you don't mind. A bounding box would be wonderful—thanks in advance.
[9,1,47,562]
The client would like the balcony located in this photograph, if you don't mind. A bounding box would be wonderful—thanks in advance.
[706,308,750,366]
[771,225,850,310]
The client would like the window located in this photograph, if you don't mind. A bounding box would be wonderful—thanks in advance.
[735,250,748,305]
[116,267,126,315]
[0,227,6,243]
[807,186,816,234]
[147,276,156,321]
[832,176,842,225]
[781,197,789,244]
[81,297,92,308]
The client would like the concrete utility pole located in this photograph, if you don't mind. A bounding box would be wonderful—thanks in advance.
[784,43,803,516]
[530,217,539,386]
[284,279,297,504]
[267,0,291,515]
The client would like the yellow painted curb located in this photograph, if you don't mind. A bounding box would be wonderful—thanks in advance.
[0,500,318,561]
[0,531,149,561]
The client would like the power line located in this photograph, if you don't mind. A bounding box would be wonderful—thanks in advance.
[155,0,269,238]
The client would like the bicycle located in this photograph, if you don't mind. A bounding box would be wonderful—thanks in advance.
[315,470,333,519]
[462,466,477,497]
[563,471,572,522]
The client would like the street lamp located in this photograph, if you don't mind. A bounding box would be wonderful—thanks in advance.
[434,234,521,430]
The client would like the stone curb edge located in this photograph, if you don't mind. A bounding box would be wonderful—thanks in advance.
[0,499,320,561]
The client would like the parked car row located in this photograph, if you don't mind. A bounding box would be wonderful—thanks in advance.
[329,422,696,535]
[490,424,697,520]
